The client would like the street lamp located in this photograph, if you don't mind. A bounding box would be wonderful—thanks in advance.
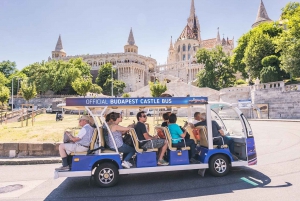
[111,66,116,97]
[17,78,22,99]
[188,45,199,96]
[11,76,19,111]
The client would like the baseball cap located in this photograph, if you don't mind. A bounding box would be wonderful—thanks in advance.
[78,115,90,121]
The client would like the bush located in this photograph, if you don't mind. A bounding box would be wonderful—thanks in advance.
[260,66,279,83]
[235,79,247,85]
[122,93,130,98]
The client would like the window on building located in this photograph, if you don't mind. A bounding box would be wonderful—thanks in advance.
[178,45,180,53]
[188,54,190,60]
[183,54,186,61]
[183,44,186,52]
[188,44,191,51]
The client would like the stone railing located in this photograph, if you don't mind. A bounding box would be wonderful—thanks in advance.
[251,81,285,91]
[220,86,250,94]
[285,84,299,91]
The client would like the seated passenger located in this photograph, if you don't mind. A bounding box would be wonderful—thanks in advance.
[134,111,169,166]
[161,112,171,127]
[168,113,200,164]
[192,112,201,124]
[107,112,135,169]
[56,115,94,171]
[103,112,115,147]
[193,113,238,160]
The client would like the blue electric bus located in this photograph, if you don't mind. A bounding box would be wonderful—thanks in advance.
[54,97,257,187]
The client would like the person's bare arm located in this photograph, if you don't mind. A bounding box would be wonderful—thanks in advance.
[219,129,225,136]
[114,124,130,133]
[143,132,158,140]
[67,133,81,142]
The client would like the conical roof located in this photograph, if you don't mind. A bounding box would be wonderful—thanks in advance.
[55,35,65,52]
[169,36,174,50]
[252,0,272,28]
[127,28,135,45]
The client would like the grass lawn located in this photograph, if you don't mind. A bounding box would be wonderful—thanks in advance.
[0,114,187,143]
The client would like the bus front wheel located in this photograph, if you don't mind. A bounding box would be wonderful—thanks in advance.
[94,163,119,187]
[209,154,230,177]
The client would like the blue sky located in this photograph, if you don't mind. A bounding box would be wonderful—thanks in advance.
[0,0,291,70]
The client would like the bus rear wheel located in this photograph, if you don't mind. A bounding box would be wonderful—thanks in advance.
[94,163,119,187]
[209,154,230,177]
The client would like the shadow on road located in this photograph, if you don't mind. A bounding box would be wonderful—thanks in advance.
[45,167,291,201]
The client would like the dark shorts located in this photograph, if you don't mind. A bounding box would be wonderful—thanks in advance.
[142,139,165,149]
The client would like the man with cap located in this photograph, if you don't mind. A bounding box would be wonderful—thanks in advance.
[56,115,94,171]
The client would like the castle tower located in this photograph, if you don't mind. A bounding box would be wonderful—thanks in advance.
[52,35,66,58]
[167,36,175,64]
[252,0,272,28]
[124,28,138,54]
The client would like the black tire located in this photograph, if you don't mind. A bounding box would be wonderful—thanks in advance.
[94,162,119,187]
[209,154,230,177]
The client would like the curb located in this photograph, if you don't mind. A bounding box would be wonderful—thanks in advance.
[0,157,62,165]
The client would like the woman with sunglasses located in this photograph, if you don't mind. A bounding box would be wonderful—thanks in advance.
[107,112,135,169]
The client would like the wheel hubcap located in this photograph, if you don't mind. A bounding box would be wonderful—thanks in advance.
[214,158,227,173]
[99,168,114,184]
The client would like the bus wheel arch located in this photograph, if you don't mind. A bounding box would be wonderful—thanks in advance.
[208,153,230,177]
[92,160,120,187]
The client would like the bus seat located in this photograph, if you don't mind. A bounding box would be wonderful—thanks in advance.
[100,127,116,153]
[196,126,227,149]
[185,125,197,143]
[161,127,190,151]
[129,128,158,153]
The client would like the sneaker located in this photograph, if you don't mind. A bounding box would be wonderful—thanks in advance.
[190,158,200,164]
[122,161,130,169]
[157,159,169,166]
[126,161,133,167]
[55,165,70,171]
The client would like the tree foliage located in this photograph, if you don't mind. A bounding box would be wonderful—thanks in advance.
[0,86,10,106]
[89,84,103,94]
[71,77,92,97]
[122,93,130,98]
[275,2,300,77]
[0,72,9,87]
[260,66,279,83]
[149,81,167,97]
[0,60,17,78]
[20,79,37,103]
[21,58,91,94]
[231,22,283,79]
[196,46,235,90]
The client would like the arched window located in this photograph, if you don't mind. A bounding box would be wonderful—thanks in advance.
[177,45,180,53]
[188,54,191,60]
[183,54,186,61]
[188,44,191,51]
[183,44,186,52]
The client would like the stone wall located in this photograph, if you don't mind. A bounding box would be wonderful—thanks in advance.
[0,143,60,157]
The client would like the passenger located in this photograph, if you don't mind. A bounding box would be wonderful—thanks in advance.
[168,113,200,164]
[193,113,238,160]
[135,111,169,166]
[107,112,135,169]
[56,115,94,171]
[161,112,171,127]
[193,112,201,124]
[103,112,115,148]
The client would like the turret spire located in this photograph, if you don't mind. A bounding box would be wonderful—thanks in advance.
[189,0,195,19]
[55,35,65,52]
[127,27,135,45]
[169,36,174,50]
[216,27,221,43]
[252,0,272,28]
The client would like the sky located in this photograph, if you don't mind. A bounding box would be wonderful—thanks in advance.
[0,0,292,70]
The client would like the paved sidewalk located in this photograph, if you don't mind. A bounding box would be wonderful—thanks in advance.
[0,157,61,165]
[249,119,300,122]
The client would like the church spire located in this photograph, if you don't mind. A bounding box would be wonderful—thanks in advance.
[127,27,135,45]
[216,27,221,44]
[55,35,65,52]
[169,36,174,50]
[189,0,195,19]
[252,0,272,28]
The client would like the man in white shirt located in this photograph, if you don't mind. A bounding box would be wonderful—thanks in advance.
[192,112,201,124]
[56,115,94,171]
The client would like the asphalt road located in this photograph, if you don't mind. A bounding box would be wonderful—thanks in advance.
[1,121,300,201]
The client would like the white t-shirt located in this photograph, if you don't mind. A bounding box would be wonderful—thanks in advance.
[77,124,89,139]
[192,120,200,124]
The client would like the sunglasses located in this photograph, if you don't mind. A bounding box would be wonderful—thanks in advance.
[141,115,147,118]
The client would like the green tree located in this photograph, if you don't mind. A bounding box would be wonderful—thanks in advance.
[244,31,275,79]
[0,72,9,86]
[89,84,103,94]
[0,86,10,106]
[260,66,279,83]
[196,46,235,90]
[96,63,114,89]
[71,77,92,97]
[103,79,126,96]
[20,79,37,103]
[231,22,283,78]
[0,60,17,77]
[149,81,167,97]
[122,93,130,98]
[235,79,247,86]
[275,2,300,77]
